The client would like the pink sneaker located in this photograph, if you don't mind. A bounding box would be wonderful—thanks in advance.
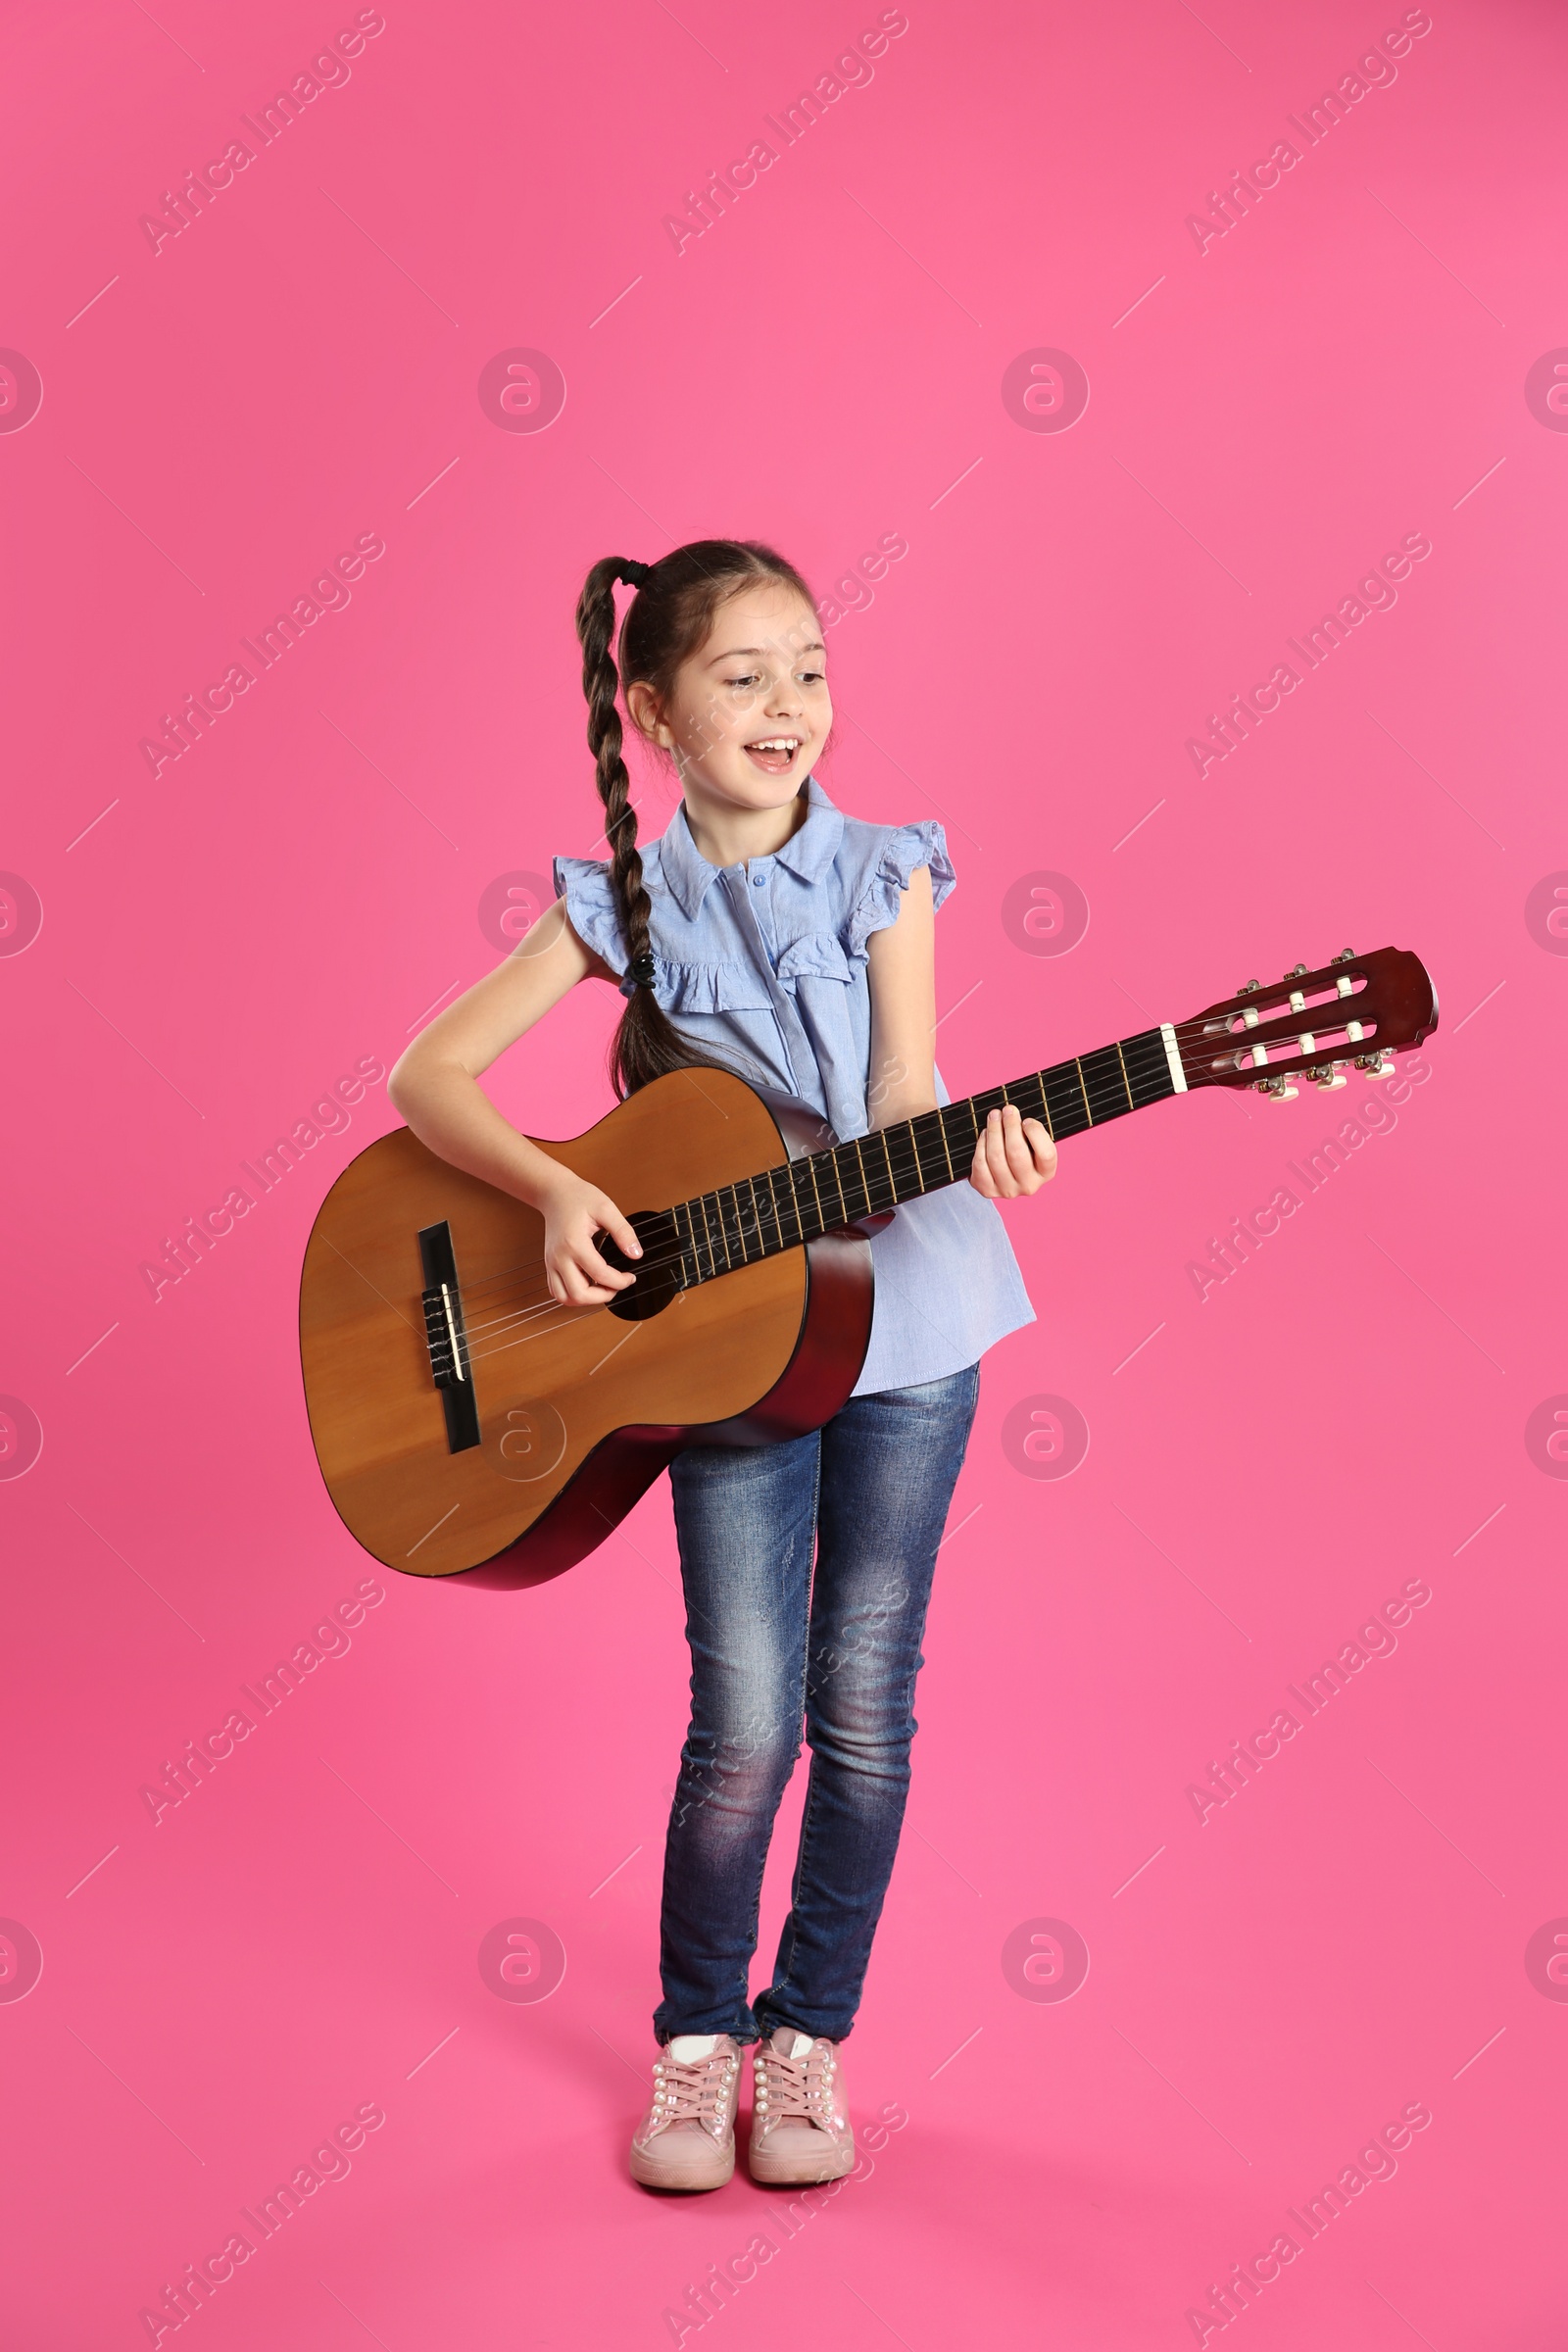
[747,2028,855,2184]
[629,2034,742,2191]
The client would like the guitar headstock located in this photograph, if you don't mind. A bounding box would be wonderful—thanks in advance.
[1175,947,1439,1099]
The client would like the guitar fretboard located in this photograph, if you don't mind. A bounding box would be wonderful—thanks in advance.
[669,1025,1182,1286]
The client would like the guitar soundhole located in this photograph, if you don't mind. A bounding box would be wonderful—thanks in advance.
[601,1208,686,1323]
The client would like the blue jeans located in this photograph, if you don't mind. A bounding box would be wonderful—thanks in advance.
[653,1361,981,2047]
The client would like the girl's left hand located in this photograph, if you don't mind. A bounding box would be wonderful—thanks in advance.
[969,1103,1057,1198]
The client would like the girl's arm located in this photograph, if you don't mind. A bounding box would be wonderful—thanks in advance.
[386,902,645,1305]
[865,863,1057,1199]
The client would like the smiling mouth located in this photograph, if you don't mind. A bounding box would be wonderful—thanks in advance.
[744,736,804,773]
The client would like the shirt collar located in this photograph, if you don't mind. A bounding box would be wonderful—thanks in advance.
[655,770,846,920]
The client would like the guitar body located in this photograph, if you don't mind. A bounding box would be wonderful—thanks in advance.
[298,1066,877,1590]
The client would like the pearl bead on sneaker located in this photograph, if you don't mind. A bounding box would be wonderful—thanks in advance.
[629,2034,742,2191]
[747,2028,855,2185]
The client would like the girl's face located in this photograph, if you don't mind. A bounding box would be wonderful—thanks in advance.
[627,582,832,819]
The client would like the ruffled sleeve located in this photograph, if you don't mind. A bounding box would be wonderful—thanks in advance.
[845,821,956,961]
[553,855,626,978]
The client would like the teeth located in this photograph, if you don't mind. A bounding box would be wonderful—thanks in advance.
[750,739,798,753]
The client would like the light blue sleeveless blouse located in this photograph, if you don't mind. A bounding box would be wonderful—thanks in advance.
[553,772,1036,1396]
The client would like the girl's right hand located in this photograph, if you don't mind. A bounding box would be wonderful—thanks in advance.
[538,1172,644,1305]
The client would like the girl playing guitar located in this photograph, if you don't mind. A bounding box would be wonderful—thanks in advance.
[387,541,1057,2190]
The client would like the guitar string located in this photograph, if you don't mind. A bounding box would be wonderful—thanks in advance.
[462,1298,612,1367]
[446,1087,1333,1368]
[446,1108,1106,1345]
[449,1061,1164,1326]
[423,1005,1388,1351]
[443,1023,1384,1347]
[444,997,1382,1317]
[444,1157,1399,1369]
[449,1152,1015,1354]
[434,1080,1380,1375]
[439,997,1372,1326]
[443,1112,980,1355]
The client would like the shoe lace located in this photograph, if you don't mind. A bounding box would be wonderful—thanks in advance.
[649,2046,736,2137]
[753,2039,841,2133]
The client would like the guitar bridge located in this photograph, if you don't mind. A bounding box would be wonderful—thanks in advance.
[418,1221,480,1453]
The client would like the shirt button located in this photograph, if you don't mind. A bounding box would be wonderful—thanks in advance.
[751,870,766,888]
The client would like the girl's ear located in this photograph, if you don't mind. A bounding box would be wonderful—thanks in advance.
[625,679,670,748]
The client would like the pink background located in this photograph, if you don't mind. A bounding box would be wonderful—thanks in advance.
[4,1,1566,2344]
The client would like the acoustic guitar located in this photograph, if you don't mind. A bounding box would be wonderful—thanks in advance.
[298,946,1436,1588]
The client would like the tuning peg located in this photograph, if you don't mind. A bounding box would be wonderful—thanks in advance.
[1315,1067,1348,1092]
[1284,962,1308,978]
[1258,1076,1298,1102]
[1236,977,1260,995]
[1332,948,1355,963]
[1357,1052,1394,1078]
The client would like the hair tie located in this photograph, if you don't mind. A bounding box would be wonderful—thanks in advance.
[620,949,657,997]
[613,559,653,589]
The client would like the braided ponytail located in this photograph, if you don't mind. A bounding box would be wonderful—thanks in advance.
[572,537,816,1098]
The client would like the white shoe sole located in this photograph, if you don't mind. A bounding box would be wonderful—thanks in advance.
[746,2125,856,2185]
[630,2134,736,2191]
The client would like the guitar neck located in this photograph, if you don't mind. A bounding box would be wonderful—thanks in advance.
[671,1023,1187,1285]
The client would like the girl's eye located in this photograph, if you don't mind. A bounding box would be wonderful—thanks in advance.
[719,668,825,692]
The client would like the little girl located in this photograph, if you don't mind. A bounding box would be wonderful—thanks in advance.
[387,538,1056,2192]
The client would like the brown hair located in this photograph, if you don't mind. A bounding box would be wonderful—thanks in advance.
[573,537,817,1098]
